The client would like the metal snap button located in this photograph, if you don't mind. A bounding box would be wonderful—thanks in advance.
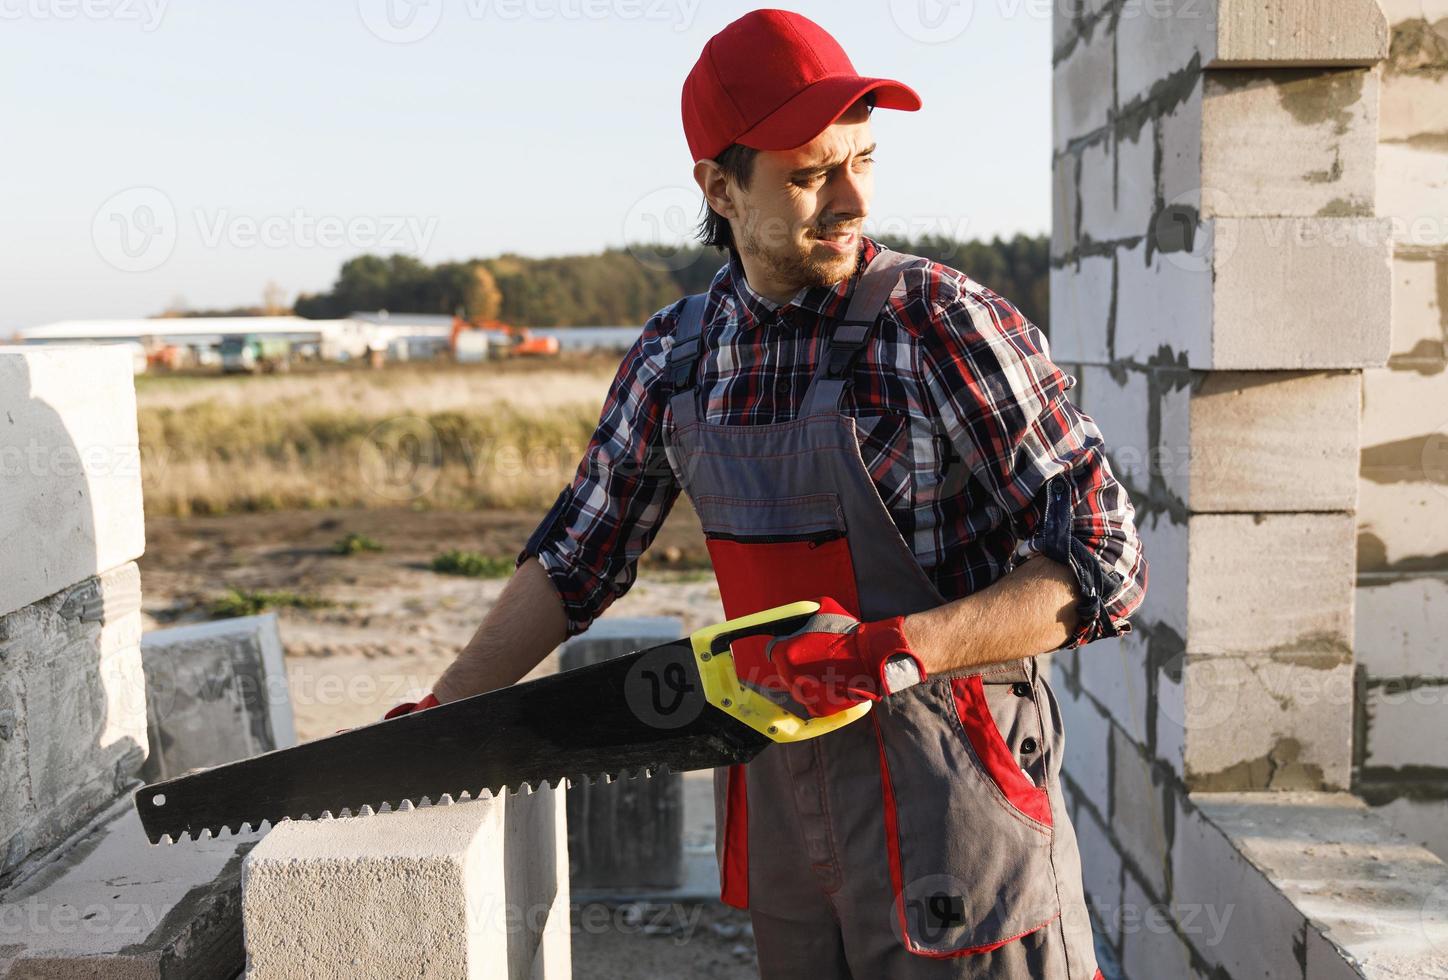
[1020,736,1038,754]
[1012,682,1031,698]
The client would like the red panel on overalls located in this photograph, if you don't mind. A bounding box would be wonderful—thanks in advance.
[662,251,1102,977]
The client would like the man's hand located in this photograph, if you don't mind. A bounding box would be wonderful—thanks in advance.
[765,597,927,717]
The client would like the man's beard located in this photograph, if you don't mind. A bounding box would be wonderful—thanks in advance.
[737,218,861,292]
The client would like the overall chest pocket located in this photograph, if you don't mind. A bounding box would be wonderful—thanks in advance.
[693,492,862,685]
[872,670,1062,955]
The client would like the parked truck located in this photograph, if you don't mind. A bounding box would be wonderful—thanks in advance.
[219,334,292,374]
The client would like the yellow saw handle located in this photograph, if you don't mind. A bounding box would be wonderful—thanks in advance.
[688,599,873,743]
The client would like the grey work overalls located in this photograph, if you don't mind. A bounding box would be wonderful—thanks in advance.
[661,249,1102,979]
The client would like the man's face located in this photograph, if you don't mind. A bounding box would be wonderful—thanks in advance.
[704,100,875,300]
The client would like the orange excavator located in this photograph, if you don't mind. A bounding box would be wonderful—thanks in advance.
[449,316,560,361]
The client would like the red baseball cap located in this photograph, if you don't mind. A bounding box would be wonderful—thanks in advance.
[682,9,922,163]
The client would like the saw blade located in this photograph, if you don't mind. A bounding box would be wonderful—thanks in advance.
[135,638,772,844]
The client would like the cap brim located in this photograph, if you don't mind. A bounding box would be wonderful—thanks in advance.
[735,75,921,152]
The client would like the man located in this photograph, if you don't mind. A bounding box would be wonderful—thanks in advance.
[399,9,1145,979]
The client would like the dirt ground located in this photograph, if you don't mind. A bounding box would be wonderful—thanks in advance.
[139,505,760,979]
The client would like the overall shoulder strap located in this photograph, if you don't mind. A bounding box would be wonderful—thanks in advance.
[665,293,708,428]
[802,250,919,417]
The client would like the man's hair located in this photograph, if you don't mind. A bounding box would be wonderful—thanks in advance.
[695,143,759,252]
[696,93,876,254]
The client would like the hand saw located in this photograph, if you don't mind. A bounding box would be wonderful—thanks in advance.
[134,599,871,845]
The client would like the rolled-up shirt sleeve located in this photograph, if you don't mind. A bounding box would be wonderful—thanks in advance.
[515,301,684,637]
[919,278,1147,649]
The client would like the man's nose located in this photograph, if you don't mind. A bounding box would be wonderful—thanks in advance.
[828,166,870,220]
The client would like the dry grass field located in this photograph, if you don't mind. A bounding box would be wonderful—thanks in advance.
[134,357,620,516]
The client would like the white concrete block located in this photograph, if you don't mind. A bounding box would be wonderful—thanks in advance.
[504,789,570,980]
[1115,0,1208,107]
[1202,69,1378,218]
[0,345,145,618]
[1158,75,1206,211]
[1054,26,1113,150]
[1053,150,1079,259]
[1076,628,1152,748]
[1378,142,1448,247]
[1048,256,1115,365]
[139,614,297,783]
[1076,365,1153,493]
[1073,798,1124,922]
[242,788,569,980]
[1113,237,1214,367]
[1192,791,1448,978]
[1175,655,1355,790]
[1362,680,1448,770]
[1170,794,1312,979]
[1213,0,1390,66]
[1188,513,1356,658]
[1380,0,1448,23]
[1380,72,1448,142]
[0,563,148,881]
[1387,253,1448,363]
[244,800,505,978]
[1362,362,1448,447]
[1079,128,1156,244]
[1211,217,1394,370]
[1372,796,1448,863]
[1111,726,1171,897]
[1357,480,1448,570]
[1134,510,1188,638]
[0,794,256,978]
[1120,872,1198,980]
[1355,573,1448,678]
[1185,371,1361,512]
[1057,676,1113,811]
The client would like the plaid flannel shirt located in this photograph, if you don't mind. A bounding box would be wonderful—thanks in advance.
[517,237,1147,648]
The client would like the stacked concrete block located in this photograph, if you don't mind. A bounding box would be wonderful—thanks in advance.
[139,613,297,783]
[0,796,261,979]
[242,787,570,980]
[1051,2,1405,976]
[1355,0,1448,860]
[1,345,149,881]
[1,344,259,977]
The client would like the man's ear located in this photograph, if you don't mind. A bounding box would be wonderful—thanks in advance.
[694,159,737,221]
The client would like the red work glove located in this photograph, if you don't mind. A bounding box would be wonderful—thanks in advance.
[383,692,441,720]
[764,597,927,717]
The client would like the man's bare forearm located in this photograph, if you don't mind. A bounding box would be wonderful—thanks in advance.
[901,556,1081,675]
[432,557,569,703]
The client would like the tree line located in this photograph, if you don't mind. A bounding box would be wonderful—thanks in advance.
[290,233,1050,329]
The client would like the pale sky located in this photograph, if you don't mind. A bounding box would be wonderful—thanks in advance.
[0,0,1051,334]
